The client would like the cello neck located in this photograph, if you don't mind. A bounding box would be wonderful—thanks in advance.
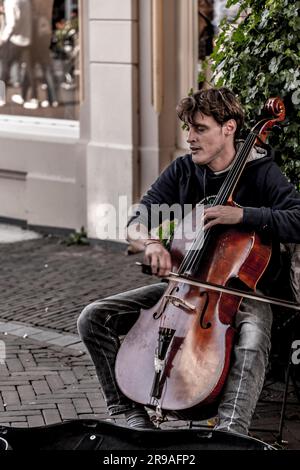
[178,132,258,276]
[178,97,285,276]
[214,132,257,206]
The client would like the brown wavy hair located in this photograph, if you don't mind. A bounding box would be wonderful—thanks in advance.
[176,87,245,138]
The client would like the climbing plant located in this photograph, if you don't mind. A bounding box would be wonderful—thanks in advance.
[206,0,300,189]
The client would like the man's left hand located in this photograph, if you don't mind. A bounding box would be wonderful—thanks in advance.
[203,205,243,230]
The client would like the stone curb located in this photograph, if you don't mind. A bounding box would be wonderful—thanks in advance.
[0,321,87,354]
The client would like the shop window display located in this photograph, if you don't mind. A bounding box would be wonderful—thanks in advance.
[0,0,80,120]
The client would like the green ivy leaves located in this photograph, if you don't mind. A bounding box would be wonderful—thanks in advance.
[209,0,300,189]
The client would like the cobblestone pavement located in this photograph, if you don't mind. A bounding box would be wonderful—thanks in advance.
[0,236,299,449]
[0,334,109,428]
[0,236,156,334]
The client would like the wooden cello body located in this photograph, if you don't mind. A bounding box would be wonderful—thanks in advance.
[115,98,285,419]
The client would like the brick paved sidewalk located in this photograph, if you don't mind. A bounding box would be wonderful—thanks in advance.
[0,235,299,449]
[0,332,111,428]
[0,236,152,432]
[0,236,156,334]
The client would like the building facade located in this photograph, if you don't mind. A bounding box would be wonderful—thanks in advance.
[0,0,203,241]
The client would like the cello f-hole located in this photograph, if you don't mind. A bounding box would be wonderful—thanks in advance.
[199,291,211,329]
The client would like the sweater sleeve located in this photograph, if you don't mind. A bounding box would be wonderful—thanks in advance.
[127,160,180,232]
[242,163,300,243]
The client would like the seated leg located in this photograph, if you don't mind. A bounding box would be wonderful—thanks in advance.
[77,282,167,426]
[215,296,273,435]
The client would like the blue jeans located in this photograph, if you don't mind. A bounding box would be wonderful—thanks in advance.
[77,283,272,434]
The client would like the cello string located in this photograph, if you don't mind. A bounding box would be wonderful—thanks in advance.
[178,133,257,275]
[178,134,255,275]
[182,132,257,274]
[179,134,255,273]
[214,132,257,206]
[213,134,256,206]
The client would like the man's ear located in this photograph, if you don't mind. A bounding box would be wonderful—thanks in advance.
[224,119,237,136]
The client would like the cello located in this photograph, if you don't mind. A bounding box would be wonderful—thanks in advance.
[115,97,289,420]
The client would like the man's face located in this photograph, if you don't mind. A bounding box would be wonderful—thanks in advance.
[186,112,233,167]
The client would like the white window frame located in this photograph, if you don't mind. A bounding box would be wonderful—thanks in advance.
[0,114,79,142]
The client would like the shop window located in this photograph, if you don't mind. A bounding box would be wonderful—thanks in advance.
[0,0,80,121]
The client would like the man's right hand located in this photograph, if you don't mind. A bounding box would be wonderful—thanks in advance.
[144,241,172,277]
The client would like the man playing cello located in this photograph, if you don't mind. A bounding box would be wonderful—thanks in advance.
[78,87,300,433]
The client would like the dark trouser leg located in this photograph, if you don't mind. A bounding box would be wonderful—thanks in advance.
[215,297,273,435]
[20,48,34,101]
[0,42,23,83]
[41,62,58,104]
[77,282,167,416]
[44,64,57,104]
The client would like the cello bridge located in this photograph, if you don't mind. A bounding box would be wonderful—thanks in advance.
[164,295,196,312]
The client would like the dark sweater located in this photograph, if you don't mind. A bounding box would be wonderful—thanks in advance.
[128,147,300,287]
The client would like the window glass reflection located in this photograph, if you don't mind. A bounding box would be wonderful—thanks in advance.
[0,0,79,120]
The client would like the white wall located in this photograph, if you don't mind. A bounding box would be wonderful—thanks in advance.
[0,121,84,231]
[86,0,139,241]
[0,2,88,232]
[0,0,196,239]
